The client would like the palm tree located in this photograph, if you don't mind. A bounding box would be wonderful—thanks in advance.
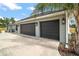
[35,3,64,13]
[35,3,48,13]
[35,3,79,55]
[3,17,10,31]
[10,17,15,24]
[0,17,15,32]
[0,18,6,28]
[0,18,3,28]
[47,3,63,12]
[3,17,15,31]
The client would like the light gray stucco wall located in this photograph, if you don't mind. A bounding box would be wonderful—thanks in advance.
[17,24,20,34]
[59,18,66,44]
[35,21,40,37]
[8,25,16,32]
[8,25,12,32]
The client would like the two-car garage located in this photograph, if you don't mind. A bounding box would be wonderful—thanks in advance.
[20,20,59,41]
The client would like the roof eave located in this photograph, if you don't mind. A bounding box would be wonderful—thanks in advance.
[15,10,65,24]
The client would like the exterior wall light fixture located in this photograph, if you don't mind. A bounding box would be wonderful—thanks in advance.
[62,18,65,24]
[35,22,38,26]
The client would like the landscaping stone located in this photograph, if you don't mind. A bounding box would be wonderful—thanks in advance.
[58,42,77,56]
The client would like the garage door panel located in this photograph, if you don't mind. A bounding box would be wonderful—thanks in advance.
[42,34,58,39]
[40,20,59,40]
[21,23,35,36]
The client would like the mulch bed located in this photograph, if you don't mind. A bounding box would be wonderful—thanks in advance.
[58,43,78,56]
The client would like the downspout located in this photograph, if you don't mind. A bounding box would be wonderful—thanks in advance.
[65,11,69,48]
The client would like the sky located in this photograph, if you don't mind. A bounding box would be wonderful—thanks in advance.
[0,3,37,21]
[0,0,78,21]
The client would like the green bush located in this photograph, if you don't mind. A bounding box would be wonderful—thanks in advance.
[0,28,6,32]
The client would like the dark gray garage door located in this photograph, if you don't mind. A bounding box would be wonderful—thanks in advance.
[20,23,35,36]
[40,20,59,40]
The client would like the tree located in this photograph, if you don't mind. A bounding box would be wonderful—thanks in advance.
[35,3,64,13]
[3,17,15,25]
[0,18,6,28]
[0,17,15,31]
[47,3,64,12]
[10,17,15,23]
[1,17,15,31]
[35,3,79,55]
[35,3,48,13]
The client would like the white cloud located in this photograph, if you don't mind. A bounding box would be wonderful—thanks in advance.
[15,18,20,21]
[0,16,3,18]
[27,6,35,11]
[0,3,22,10]
[0,0,52,3]
[0,4,7,11]
[21,13,29,17]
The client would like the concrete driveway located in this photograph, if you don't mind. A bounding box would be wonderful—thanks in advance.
[0,32,60,56]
